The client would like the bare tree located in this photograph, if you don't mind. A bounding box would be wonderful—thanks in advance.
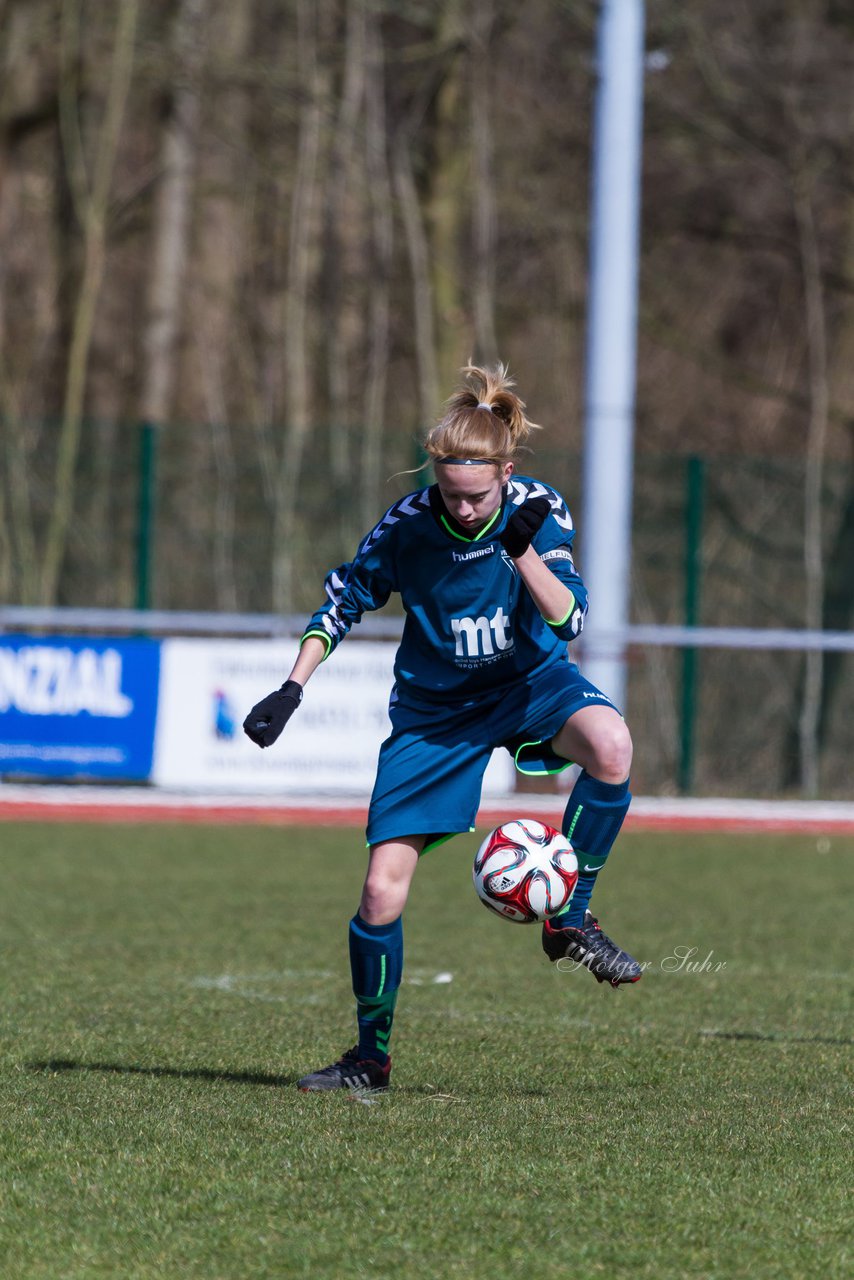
[325,0,367,490]
[193,1,253,612]
[0,0,58,602]
[469,0,498,363]
[359,8,393,531]
[272,0,331,613]
[40,0,138,604]
[140,0,206,430]
[427,0,468,391]
[394,132,440,431]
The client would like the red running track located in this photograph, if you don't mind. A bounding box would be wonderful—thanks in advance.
[1,788,854,834]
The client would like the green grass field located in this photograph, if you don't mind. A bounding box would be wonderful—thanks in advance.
[0,820,851,1279]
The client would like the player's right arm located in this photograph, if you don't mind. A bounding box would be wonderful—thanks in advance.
[240,634,327,750]
[287,634,328,685]
[243,523,397,749]
[300,552,395,661]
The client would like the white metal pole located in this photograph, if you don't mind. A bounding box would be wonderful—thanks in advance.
[580,0,645,711]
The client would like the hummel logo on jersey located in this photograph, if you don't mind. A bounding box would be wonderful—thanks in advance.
[452,544,496,563]
[452,606,514,657]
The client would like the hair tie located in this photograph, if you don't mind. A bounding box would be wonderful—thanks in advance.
[476,401,493,411]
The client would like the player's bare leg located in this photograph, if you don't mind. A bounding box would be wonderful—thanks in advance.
[550,703,633,782]
[359,838,422,925]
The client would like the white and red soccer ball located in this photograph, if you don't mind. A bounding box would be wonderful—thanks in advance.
[472,819,578,924]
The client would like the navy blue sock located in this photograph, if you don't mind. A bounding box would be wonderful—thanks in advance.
[349,913,403,1066]
[551,772,631,928]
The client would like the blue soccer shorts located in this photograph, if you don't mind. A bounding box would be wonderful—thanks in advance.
[365,657,618,849]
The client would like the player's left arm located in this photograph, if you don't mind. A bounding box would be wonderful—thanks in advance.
[500,493,587,640]
[513,546,585,637]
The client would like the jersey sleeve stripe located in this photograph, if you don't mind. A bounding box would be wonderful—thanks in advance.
[357,487,431,557]
[508,477,574,532]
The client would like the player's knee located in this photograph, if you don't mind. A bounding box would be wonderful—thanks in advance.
[360,870,409,925]
[590,721,633,783]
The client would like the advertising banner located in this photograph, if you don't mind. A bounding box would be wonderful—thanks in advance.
[152,638,515,797]
[0,635,160,780]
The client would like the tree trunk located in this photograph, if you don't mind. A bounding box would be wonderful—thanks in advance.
[272,0,330,614]
[40,0,138,604]
[0,0,58,602]
[324,0,366,490]
[359,9,392,532]
[428,0,468,392]
[140,0,206,429]
[193,0,252,612]
[394,133,439,436]
[469,0,498,363]
[0,139,32,599]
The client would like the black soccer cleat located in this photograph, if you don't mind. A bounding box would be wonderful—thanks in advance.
[296,1047,392,1093]
[542,910,643,988]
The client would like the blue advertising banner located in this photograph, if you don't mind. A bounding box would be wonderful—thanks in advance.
[0,636,161,780]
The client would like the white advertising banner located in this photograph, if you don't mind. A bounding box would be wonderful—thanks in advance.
[152,638,515,796]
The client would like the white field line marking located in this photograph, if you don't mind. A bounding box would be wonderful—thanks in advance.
[192,970,337,987]
[190,972,339,1005]
[190,969,454,1002]
[406,970,454,986]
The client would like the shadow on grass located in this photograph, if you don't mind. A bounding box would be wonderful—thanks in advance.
[25,1058,552,1100]
[26,1058,297,1088]
[700,1030,853,1047]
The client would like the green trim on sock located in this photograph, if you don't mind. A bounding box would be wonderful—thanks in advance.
[566,804,584,842]
[356,990,398,1023]
[576,851,608,872]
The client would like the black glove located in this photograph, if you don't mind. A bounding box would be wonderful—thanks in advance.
[499,496,551,558]
[243,680,303,748]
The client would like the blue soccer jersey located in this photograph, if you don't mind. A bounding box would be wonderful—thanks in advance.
[302,476,588,703]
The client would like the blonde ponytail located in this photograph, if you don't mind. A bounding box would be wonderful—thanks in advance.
[423,362,540,466]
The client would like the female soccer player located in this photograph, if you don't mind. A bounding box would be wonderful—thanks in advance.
[243,364,641,1092]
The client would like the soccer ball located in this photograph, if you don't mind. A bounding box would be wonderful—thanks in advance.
[472,819,578,924]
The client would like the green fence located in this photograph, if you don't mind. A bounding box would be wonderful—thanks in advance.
[4,420,853,800]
